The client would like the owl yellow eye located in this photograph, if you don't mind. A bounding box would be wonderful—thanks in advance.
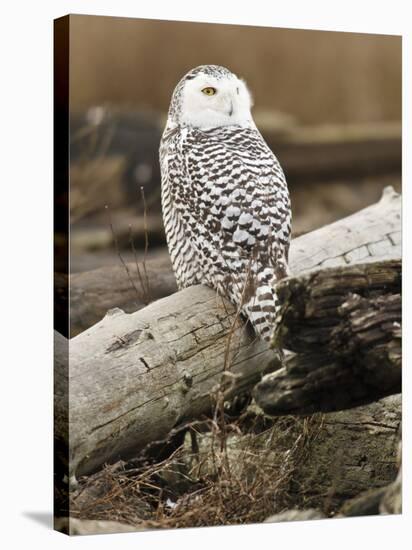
[202,87,217,96]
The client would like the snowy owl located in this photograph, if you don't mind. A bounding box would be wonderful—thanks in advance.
[160,65,291,341]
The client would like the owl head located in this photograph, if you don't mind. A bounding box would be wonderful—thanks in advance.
[167,65,254,129]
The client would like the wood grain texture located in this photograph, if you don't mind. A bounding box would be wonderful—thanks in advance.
[57,187,401,476]
[254,260,401,415]
[294,394,401,512]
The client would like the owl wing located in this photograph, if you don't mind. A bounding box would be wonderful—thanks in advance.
[163,126,291,339]
[172,128,291,279]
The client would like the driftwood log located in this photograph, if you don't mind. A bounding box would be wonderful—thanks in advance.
[181,395,401,514]
[57,187,401,477]
[297,393,400,513]
[254,259,401,415]
[69,251,176,337]
[66,184,401,337]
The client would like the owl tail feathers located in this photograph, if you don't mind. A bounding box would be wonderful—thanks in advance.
[243,285,282,344]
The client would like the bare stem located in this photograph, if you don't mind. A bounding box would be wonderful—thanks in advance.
[140,186,151,301]
[128,224,149,305]
[105,204,141,304]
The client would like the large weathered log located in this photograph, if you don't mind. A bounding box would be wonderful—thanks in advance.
[60,187,400,476]
[65,395,401,527]
[69,250,176,337]
[179,394,401,515]
[289,185,400,273]
[337,437,401,517]
[66,292,277,478]
[283,394,401,513]
[67,185,400,337]
[254,260,401,415]
[274,259,401,352]
[380,467,402,514]
[54,331,69,471]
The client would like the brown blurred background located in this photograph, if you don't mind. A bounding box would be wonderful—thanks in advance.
[66,15,401,306]
[70,16,401,124]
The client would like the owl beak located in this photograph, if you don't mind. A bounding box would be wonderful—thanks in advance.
[228,100,234,117]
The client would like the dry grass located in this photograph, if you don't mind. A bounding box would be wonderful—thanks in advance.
[104,184,152,306]
[70,403,324,529]
[67,194,326,530]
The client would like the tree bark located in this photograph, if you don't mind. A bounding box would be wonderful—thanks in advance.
[254,259,401,415]
[58,187,401,477]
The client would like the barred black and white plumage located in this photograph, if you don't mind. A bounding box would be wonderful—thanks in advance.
[160,65,291,341]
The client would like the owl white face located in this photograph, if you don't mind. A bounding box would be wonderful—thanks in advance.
[179,72,254,129]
